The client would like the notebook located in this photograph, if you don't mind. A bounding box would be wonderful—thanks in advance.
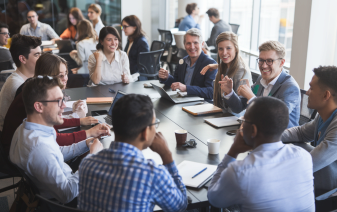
[204,116,240,128]
[182,104,222,115]
[177,160,217,188]
[86,97,113,104]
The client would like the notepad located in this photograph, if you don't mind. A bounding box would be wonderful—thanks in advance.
[204,116,240,128]
[177,160,217,188]
[182,104,222,115]
[86,97,113,104]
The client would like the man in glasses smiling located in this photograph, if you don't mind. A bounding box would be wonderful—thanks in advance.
[221,40,300,128]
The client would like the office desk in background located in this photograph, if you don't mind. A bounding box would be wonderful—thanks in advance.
[65,80,246,210]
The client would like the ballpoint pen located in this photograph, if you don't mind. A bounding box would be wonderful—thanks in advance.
[191,167,207,178]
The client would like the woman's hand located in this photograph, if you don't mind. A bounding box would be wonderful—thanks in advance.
[219,74,233,95]
[93,51,103,63]
[200,64,218,75]
[121,73,130,84]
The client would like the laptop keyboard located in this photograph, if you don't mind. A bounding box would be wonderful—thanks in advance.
[104,115,112,125]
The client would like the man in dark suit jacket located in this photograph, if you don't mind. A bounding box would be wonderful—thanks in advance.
[158,28,217,100]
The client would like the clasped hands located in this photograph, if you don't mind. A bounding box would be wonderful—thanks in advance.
[85,123,111,154]
[158,68,187,92]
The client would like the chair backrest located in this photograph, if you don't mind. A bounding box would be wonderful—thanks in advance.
[150,40,165,51]
[36,194,89,212]
[229,23,240,34]
[0,60,14,72]
[299,89,317,125]
[137,49,164,78]
[173,32,186,50]
[67,74,90,88]
[157,29,173,51]
[251,72,260,84]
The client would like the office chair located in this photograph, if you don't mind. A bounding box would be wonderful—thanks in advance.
[67,74,90,88]
[251,72,260,84]
[229,23,240,35]
[158,29,176,73]
[137,49,164,80]
[299,89,317,126]
[36,194,91,212]
[0,60,13,72]
[150,40,165,51]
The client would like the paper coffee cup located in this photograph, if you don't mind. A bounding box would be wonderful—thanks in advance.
[207,139,220,154]
[175,129,187,146]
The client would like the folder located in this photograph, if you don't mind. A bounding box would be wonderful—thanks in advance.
[177,160,217,188]
[204,116,240,128]
[182,104,222,115]
[86,97,113,104]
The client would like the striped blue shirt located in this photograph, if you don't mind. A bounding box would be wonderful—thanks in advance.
[78,141,188,212]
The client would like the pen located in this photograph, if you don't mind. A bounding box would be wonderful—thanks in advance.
[191,167,207,178]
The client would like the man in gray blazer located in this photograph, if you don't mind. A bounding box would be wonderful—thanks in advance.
[282,66,337,211]
[221,40,300,128]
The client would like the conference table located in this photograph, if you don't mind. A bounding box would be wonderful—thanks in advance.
[65,80,247,211]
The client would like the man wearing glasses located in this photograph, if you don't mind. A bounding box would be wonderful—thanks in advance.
[208,97,314,211]
[221,40,300,128]
[10,76,107,206]
[20,10,60,43]
[0,22,15,69]
[78,94,188,212]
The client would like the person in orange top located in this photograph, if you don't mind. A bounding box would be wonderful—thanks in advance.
[60,8,85,40]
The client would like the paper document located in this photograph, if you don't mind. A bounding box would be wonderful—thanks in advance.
[204,116,240,128]
[177,160,217,188]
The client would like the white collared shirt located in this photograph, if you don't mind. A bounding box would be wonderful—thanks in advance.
[94,18,105,36]
[260,71,282,97]
[88,49,131,85]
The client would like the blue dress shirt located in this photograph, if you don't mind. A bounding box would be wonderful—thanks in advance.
[9,119,89,203]
[78,141,188,212]
[184,57,196,86]
[207,141,315,211]
[20,21,60,41]
[178,15,200,31]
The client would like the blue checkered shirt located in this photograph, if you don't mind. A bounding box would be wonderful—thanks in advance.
[78,141,188,212]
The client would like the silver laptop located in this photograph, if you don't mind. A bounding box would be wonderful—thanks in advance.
[94,90,127,127]
[151,83,204,103]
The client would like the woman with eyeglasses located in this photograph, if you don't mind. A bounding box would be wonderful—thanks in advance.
[88,26,131,85]
[0,54,108,157]
[87,4,105,37]
[121,15,149,77]
[60,8,85,40]
[200,32,252,113]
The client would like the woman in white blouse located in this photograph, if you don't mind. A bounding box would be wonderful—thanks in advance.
[88,4,105,36]
[88,26,131,85]
[69,19,97,74]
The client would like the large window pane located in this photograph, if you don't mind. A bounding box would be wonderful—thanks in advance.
[259,0,295,62]
[230,0,253,50]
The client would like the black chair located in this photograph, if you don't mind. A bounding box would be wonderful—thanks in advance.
[251,72,260,84]
[150,40,165,51]
[36,195,90,212]
[157,29,176,73]
[67,74,90,88]
[0,60,14,71]
[137,49,164,79]
[229,23,240,34]
[299,89,317,126]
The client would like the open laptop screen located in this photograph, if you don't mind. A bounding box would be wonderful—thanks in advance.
[108,91,126,116]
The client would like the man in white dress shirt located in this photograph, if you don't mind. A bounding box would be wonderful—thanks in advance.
[208,97,315,211]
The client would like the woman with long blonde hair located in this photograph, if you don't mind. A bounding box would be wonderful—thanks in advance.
[201,32,252,110]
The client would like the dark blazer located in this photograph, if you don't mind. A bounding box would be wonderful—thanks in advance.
[160,51,217,100]
[124,36,149,74]
[223,70,301,128]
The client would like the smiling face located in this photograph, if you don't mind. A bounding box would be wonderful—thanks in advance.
[101,33,119,54]
[258,50,284,84]
[41,86,65,126]
[0,27,9,46]
[69,14,77,26]
[57,63,68,88]
[218,40,236,66]
[184,34,203,60]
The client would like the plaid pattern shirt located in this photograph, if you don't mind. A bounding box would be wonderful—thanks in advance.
[78,141,188,212]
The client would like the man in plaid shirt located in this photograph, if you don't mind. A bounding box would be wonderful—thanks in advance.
[78,94,188,212]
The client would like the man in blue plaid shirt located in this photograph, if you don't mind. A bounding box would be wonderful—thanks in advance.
[78,94,188,212]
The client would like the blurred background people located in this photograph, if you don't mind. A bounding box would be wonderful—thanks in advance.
[87,4,104,37]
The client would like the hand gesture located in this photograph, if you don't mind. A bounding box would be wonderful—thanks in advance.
[171,82,186,92]
[121,72,130,84]
[237,83,255,100]
[80,116,98,125]
[158,68,169,80]
[150,132,173,165]
[86,123,111,138]
[93,51,103,63]
[88,138,103,154]
[200,64,218,75]
[219,74,233,95]
[227,130,252,159]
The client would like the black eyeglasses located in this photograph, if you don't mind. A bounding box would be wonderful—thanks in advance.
[149,118,160,129]
[121,25,132,30]
[39,97,66,107]
[256,58,282,66]
[237,118,253,125]
[0,32,10,36]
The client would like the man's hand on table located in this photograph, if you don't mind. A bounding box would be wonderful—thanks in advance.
[85,123,111,138]
[80,116,98,125]
[87,138,103,154]
[150,132,173,165]
[171,82,187,92]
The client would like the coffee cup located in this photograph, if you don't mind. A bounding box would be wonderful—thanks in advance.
[175,129,187,146]
[207,139,220,154]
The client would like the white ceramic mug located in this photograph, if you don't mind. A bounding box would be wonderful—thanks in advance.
[207,139,220,154]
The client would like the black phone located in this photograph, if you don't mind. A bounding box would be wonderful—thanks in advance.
[91,110,108,116]
[226,129,238,136]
